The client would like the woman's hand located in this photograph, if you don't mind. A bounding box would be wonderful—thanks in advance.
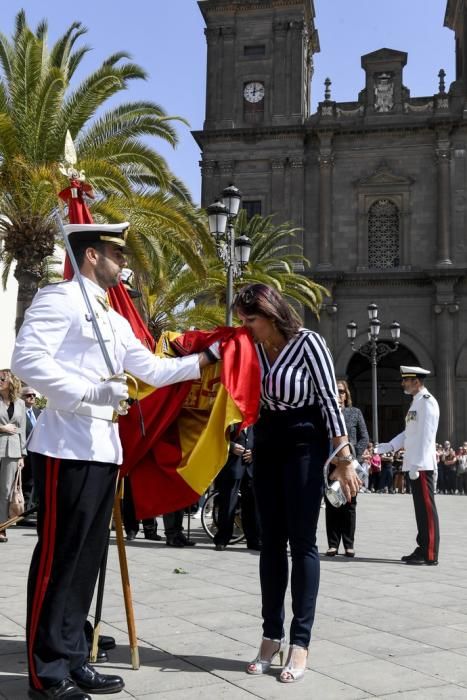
[329,462,361,501]
[1,423,17,435]
[18,458,24,469]
[232,443,245,456]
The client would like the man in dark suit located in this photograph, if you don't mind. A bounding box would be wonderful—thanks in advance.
[213,425,261,551]
[21,386,41,510]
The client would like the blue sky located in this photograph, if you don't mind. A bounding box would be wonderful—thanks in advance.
[0,1,454,204]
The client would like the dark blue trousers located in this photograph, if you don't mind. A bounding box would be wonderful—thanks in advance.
[253,406,328,648]
[27,453,117,690]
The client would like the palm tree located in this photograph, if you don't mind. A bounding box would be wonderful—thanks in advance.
[234,210,328,315]
[138,212,328,337]
[0,11,200,330]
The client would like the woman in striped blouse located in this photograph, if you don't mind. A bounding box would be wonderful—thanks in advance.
[233,284,359,683]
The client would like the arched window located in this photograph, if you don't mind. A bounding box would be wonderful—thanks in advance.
[368,199,400,268]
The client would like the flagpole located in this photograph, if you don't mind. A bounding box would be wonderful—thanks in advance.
[114,480,140,669]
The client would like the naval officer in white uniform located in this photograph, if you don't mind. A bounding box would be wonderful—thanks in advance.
[12,222,218,700]
[376,366,440,566]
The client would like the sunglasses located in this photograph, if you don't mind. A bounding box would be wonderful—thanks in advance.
[338,389,347,394]
[0,376,9,382]
[24,393,36,398]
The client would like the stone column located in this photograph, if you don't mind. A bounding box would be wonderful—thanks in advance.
[317,134,334,269]
[218,160,235,190]
[272,20,288,123]
[433,278,458,442]
[289,20,305,121]
[289,157,305,255]
[199,159,217,208]
[271,159,286,218]
[220,26,235,128]
[436,132,452,265]
[204,27,220,129]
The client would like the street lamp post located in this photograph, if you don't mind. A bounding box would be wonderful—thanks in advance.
[206,185,252,325]
[346,304,401,445]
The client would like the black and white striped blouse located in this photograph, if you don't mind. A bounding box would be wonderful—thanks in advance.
[257,329,346,438]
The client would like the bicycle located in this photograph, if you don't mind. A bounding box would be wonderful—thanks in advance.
[200,489,245,544]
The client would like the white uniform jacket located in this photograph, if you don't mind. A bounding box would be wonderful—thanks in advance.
[12,278,201,464]
[388,390,439,472]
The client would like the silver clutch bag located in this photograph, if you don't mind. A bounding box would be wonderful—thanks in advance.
[323,442,359,508]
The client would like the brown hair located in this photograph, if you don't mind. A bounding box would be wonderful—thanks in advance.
[233,283,302,340]
[0,369,22,403]
[337,379,352,407]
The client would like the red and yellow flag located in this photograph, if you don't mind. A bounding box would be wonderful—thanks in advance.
[119,327,260,518]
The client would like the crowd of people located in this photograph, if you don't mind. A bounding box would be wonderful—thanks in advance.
[355,440,467,495]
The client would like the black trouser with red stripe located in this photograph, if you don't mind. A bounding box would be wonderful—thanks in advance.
[411,470,440,563]
[27,453,118,690]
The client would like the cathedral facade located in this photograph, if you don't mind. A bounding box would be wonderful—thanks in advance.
[194,0,467,443]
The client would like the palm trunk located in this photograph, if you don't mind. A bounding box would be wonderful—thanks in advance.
[14,265,41,333]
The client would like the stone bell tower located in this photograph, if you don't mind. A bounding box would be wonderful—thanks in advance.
[194,0,319,217]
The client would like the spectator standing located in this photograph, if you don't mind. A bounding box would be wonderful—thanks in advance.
[456,444,467,495]
[21,386,41,510]
[325,380,369,557]
[359,447,371,492]
[379,451,395,493]
[213,424,261,551]
[0,370,27,542]
[442,441,457,494]
[122,477,162,541]
[163,509,196,547]
[369,445,381,492]
[436,443,445,494]
[392,449,405,493]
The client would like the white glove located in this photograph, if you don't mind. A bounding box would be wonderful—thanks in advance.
[208,340,221,359]
[203,340,221,363]
[409,470,420,480]
[374,442,393,455]
[83,375,129,415]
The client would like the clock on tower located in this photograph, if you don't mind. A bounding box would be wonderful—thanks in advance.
[243,81,265,123]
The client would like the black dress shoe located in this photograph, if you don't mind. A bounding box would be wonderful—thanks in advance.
[405,556,438,566]
[246,541,261,551]
[166,533,195,547]
[28,678,91,699]
[177,533,195,546]
[84,620,116,651]
[401,547,422,562]
[126,529,138,541]
[97,633,116,651]
[88,648,108,663]
[71,663,124,694]
[144,528,162,541]
[214,543,226,551]
[166,535,184,547]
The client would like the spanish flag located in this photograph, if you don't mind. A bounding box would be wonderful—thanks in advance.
[119,326,260,518]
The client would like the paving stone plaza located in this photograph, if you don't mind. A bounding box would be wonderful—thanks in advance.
[2,494,467,699]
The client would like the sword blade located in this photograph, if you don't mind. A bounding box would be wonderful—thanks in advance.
[54,210,116,377]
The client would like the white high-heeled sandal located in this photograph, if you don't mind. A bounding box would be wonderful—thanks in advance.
[279,644,308,683]
[246,636,286,675]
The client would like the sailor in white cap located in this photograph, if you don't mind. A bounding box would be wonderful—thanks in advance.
[375,365,440,565]
[12,222,220,699]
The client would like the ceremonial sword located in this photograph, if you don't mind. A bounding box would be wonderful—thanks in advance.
[54,210,117,378]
